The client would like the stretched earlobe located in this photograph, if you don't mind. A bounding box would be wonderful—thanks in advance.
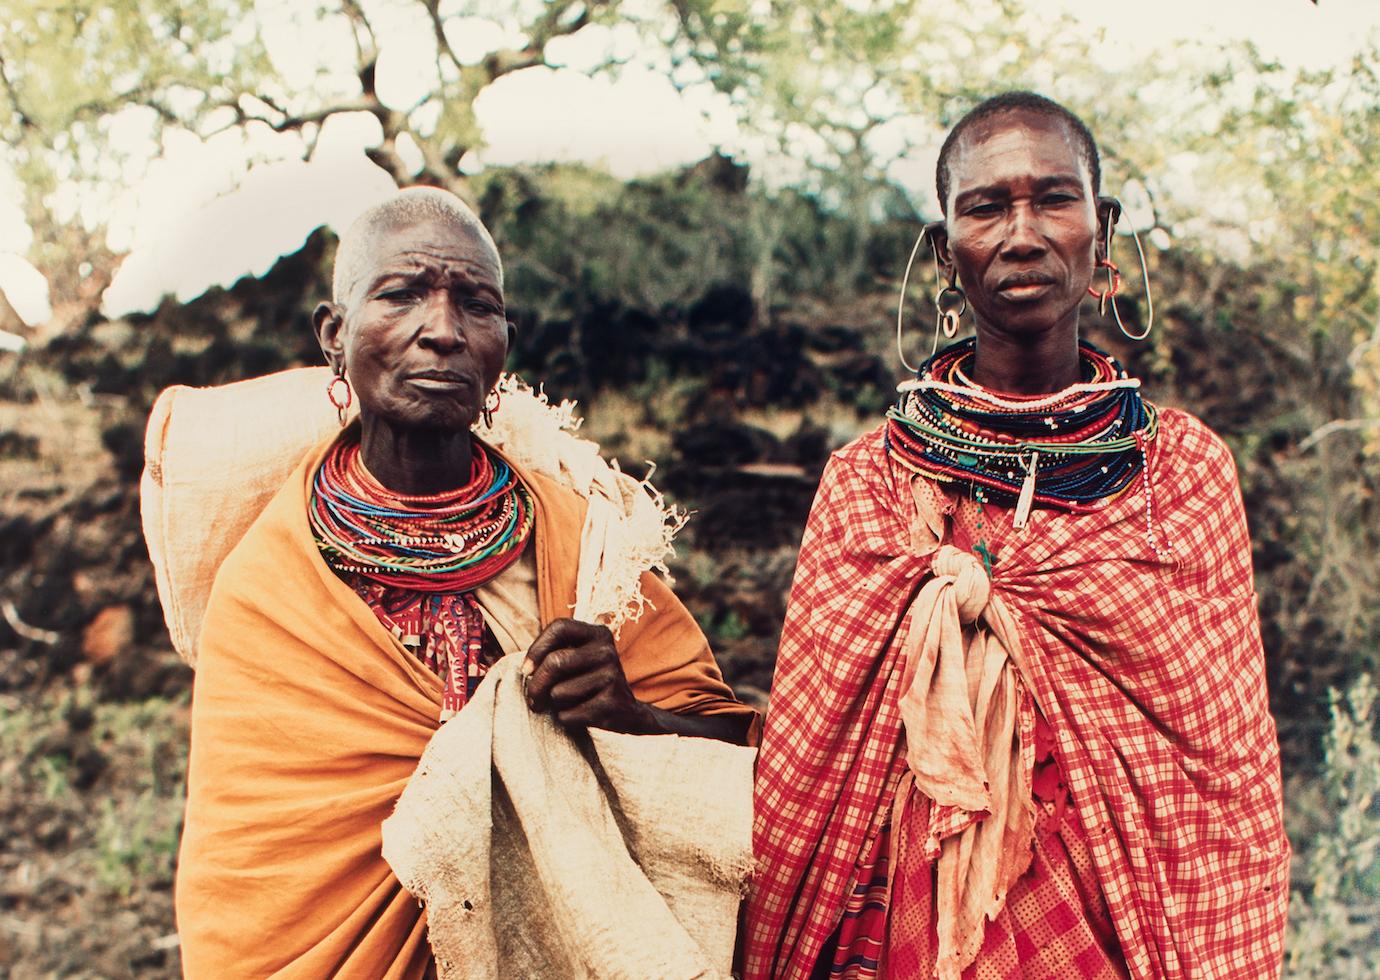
[1095,196,1122,261]
[924,220,954,279]
[313,302,347,374]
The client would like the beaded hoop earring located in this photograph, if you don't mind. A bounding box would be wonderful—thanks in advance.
[935,280,968,349]
[1088,259,1121,315]
[327,373,352,427]
[897,223,967,373]
[1099,200,1155,341]
[480,387,500,428]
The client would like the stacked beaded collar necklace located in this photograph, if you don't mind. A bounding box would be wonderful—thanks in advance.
[309,436,534,593]
[886,338,1159,530]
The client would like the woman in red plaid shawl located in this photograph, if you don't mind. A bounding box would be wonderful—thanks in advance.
[744,92,1289,979]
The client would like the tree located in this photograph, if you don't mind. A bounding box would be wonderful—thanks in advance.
[0,0,715,329]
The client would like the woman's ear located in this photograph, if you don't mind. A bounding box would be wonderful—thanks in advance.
[925,219,955,281]
[505,319,517,359]
[313,302,347,374]
[1095,197,1122,262]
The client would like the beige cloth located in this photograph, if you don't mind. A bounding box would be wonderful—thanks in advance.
[141,367,350,664]
[895,481,1037,980]
[472,548,541,656]
[381,654,755,980]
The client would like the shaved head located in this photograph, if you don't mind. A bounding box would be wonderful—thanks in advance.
[332,186,501,306]
[936,91,1100,214]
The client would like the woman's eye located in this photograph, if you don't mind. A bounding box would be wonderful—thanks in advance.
[465,299,501,316]
[1042,194,1077,206]
[380,289,417,304]
[967,202,1003,216]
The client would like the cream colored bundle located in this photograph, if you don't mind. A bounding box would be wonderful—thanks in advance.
[382,653,755,979]
[141,367,685,666]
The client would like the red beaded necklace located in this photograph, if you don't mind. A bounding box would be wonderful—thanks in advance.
[310,436,534,593]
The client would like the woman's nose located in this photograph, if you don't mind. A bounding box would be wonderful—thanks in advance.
[417,294,467,350]
[1001,204,1046,257]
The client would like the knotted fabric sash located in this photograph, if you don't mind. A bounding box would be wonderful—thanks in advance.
[894,540,1037,979]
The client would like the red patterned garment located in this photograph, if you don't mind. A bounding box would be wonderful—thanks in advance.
[344,577,493,706]
[744,408,1289,979]
[872,711,1126,980]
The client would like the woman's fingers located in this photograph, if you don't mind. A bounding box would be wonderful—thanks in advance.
[523,619,618,710]
[521,618,653,732]
[546,663,617,710]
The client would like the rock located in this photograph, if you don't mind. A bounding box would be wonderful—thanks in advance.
[673,421,781,469]
[688,284,755,338]
[81,605,135,664]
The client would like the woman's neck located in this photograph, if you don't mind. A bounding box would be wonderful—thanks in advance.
[358,416,474,496]
[968,323,1082,395]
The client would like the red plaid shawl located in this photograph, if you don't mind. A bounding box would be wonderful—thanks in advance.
[744,408,1289,979]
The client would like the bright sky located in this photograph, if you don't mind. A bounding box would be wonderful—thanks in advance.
[1,0,1377,331]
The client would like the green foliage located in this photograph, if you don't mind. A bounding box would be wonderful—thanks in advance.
[1287,674,1380,977]
[0,0,267,249]
[94,789,182,897]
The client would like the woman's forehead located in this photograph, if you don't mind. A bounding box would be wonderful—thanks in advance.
[369,219,498,270]
[342,218,503,307]
[947,111,1090,195]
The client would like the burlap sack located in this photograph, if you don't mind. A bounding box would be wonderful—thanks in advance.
[141,367,348,665]
[381,654,755,980]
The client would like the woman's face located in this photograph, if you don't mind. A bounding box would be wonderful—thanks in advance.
[937,110,1106,341]
[318,218,510,433]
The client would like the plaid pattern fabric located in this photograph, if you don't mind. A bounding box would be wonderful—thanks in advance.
[745,409,1289,979]
[880,711,1126,979]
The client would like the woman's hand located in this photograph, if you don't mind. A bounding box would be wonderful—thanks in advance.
[522,619,659,734]
[521,618,753,744]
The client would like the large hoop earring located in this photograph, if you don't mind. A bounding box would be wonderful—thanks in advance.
[896,225,927,373]
[326,373,352,427]
[1098,200,1155,341]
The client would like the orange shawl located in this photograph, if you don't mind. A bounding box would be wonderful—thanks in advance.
[175,436,751,978]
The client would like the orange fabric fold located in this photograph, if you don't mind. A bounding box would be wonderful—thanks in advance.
[175,434,751,978]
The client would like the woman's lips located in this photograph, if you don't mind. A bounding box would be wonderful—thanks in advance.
[996,275,1056,302]
[405,372,470,390]
[997,282,1055,301]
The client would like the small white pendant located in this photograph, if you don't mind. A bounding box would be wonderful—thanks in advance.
[1013,451,1038,529]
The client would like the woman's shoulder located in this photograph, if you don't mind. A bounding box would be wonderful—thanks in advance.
[1155,405,1238,473]
[824,422,891,481]
[506,458,590,530]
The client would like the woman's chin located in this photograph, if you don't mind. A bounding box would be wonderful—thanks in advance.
[976,300,1082,339]
[367,403,477,436]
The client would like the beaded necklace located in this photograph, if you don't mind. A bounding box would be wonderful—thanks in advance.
[310,437,535,720]
[310,437,534,593]
[886,338,1158,531]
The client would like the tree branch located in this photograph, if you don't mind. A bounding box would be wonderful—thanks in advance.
[483,0,603,83]
[0,54,38,133]
[338,0,378,67]
[422,0,464,73]
[1299,417,1380,452]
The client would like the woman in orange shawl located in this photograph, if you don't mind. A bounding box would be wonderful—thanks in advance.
[744,92,1288,979]
[175,187,754,977]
